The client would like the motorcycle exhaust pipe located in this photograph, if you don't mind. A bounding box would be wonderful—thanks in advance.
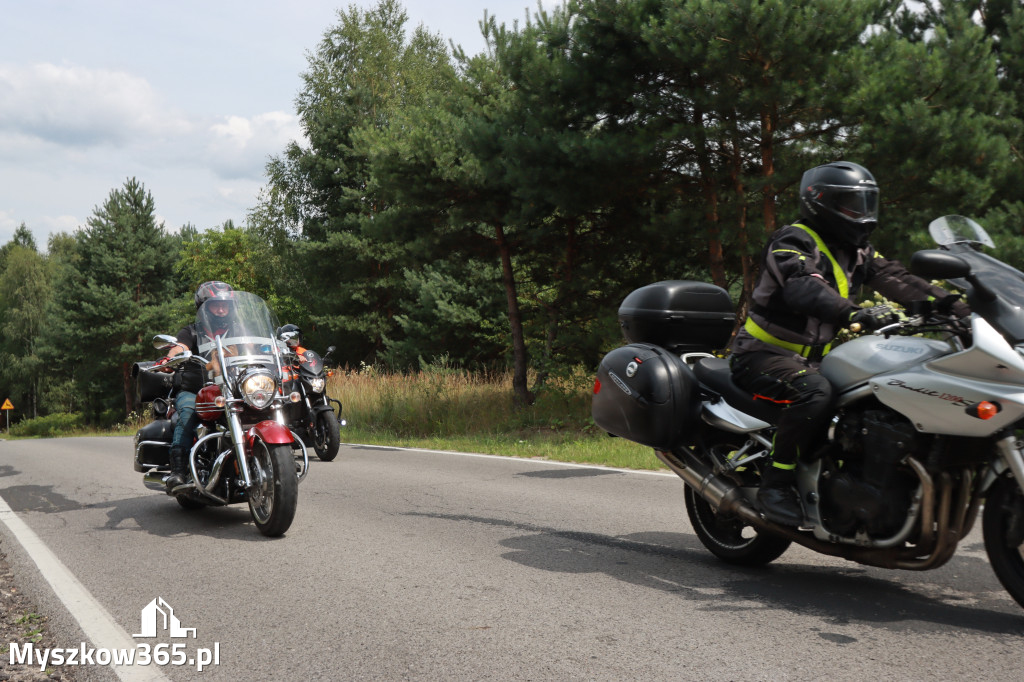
[658,446,968,570]
[143,470,170,492]
[654,447,763,525]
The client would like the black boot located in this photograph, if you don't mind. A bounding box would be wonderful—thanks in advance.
[165,447,188,493]
[757,464,803,527]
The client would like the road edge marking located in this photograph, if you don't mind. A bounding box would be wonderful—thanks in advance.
[0,494,169,682]
[344,443,677,477]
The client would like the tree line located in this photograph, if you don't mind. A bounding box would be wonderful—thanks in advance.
[2,0,1023,422]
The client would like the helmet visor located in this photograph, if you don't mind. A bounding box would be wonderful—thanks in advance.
[831,187,879,221]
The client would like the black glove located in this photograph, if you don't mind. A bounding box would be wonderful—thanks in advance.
[934,293,963,315]
[848,305,899,331]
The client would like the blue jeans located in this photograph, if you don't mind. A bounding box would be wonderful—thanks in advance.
[171,390,199,452]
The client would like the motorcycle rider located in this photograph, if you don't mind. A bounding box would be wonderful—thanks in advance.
[277,323,307,355]
[155,281,235,492]
[730,161,969,527]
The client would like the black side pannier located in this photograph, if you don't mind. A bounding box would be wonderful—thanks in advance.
[591,343,699,450]
[133,419,173,469]
[132,361,173,403]
[618,280,735,354]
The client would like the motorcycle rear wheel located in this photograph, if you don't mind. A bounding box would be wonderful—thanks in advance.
[684,485,791,566]
[247,439,298,537]
[312,410,341,462]
[982,474,1024,609]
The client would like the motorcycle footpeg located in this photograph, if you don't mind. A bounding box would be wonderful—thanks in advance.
[168,481,197,496]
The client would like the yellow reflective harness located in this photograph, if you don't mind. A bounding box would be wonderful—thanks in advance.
[743,223,849,359]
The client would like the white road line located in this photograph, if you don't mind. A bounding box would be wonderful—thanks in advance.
[0,495,169,682]
[347,443,677,477]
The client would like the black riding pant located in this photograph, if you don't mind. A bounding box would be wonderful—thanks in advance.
[730,351,835,467]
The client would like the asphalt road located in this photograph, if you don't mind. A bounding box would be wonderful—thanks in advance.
[1,436,1022,681]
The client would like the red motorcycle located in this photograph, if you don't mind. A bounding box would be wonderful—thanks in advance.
[133,291,306,536]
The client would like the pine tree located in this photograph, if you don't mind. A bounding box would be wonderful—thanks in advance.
[43,178,179,422]
[259,0,456,365]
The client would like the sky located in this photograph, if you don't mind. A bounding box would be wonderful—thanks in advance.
[0,1,558,249]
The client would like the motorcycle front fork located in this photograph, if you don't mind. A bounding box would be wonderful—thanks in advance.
[227,408,254,489]
[995,433,1024,488]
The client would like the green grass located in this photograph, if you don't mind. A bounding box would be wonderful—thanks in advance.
[341,429,663,470]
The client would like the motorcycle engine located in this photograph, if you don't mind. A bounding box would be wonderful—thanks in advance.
[820,407,920,539]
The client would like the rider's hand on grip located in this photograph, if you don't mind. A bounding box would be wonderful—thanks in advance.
[154,356,173,373]
[848,305,899,332]
[934,293,963,315]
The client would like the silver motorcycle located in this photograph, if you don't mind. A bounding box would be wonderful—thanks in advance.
[592,215,1024,609]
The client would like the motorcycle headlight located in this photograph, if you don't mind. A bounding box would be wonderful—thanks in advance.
[308,376,325,393]
[240,371,277,409]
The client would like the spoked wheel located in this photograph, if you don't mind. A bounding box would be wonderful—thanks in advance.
[982,475,1024,609]
[684,484,791,566]
[312,410,341,462]
[247,438,298,537]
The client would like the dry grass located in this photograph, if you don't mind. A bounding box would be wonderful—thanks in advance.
[328,363,665,470]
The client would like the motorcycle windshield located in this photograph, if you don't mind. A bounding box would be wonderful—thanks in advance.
[196,291,284,381]
[931,215,1024,343]
[928,215,995,248]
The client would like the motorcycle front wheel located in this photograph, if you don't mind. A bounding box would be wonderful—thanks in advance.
[312,409,341,462]
[684,485,791,566]
[247,438,298,537]
[982,474,1024,609]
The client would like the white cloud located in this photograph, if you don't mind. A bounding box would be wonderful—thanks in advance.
[0,2,563,246]
[0,61,307,243]
[0,62,191,148]
[205,111,304,180]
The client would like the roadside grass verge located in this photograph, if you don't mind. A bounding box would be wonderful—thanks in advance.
[2,364,665,472]
[329,363,663,470]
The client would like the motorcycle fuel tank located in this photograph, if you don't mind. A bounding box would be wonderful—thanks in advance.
[821,335,951,393]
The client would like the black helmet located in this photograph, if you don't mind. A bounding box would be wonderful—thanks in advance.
[799,161,879,246]
[277,323,302,348]
[194,281,233,310]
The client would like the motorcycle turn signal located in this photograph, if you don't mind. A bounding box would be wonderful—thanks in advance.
[966,400,1001,420]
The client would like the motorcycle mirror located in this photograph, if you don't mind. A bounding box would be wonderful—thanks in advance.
[152,334,180,350]
[326,346,336,355]
[910,250,971,280]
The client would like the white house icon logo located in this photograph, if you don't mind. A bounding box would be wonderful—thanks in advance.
[132,597,197,639]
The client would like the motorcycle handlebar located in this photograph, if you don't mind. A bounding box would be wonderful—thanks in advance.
[849,310,966,338]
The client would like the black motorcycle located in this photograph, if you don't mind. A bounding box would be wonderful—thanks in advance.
[278,325,344,461]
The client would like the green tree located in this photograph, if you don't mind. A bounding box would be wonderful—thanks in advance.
[573,0,892,310]
[842,0,1016,260]
[175,222,298,321]
[259,0,456,366]
[0,222,37,273]
[380,261,507,369]
[0,241,50,419]
[970,0,1024,262]
[43,178,179,422]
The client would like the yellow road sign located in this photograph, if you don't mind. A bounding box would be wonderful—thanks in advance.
[1,399,12,410]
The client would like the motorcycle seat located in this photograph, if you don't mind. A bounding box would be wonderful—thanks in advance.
[693,357,784,425]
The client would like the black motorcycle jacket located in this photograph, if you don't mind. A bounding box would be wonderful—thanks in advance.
[171,323,205,393]
[732,222,965,361]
